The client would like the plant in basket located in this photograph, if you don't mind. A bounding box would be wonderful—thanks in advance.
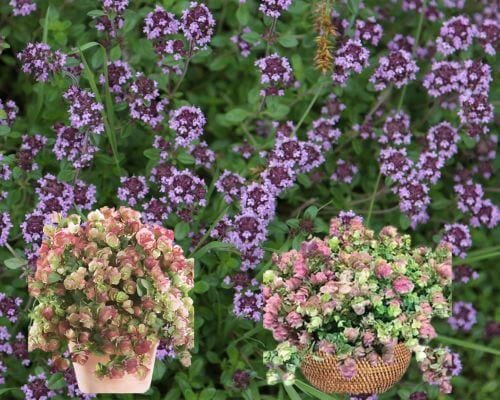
[262,212,456,395]
[27,206,194,394]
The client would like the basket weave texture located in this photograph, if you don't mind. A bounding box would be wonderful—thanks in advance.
[300,343,411,394]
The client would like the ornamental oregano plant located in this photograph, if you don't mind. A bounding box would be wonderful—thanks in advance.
[0,0,498,399]
[262,214,454,393]
[27,207,195,379]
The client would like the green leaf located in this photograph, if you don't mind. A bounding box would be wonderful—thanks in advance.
[48,272,62,283]
[87,10,106,17]
[152,360,167,381]
[399,214,411,230]
[175,221,190,240]
[192,241,237,259]
[295,379,339,399]
[283,384,302,400]
[224,108,250,124]
[236,6,249,25]
[144,148,161,161]
[304,205,318,219]
[47,373,66,390]
[437,335,500,356]
[0,125,10,136]
[4,257,27,270]
[278,34,298,48]
[75,41,100,53]
[178,151,195,165]
[199,388,216,400]
[0,109,6,120]
[193,281,210,294]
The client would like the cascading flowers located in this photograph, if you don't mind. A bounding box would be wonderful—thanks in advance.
[27,206,194,379]
[262,213,455,393]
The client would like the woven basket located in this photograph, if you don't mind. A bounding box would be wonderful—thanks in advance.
[300,343,411,394]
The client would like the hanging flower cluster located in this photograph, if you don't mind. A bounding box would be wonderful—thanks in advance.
[27,207,195,379]
[262,214,453,392]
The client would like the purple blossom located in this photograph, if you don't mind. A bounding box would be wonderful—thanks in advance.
[233,370,251,389]
[416,151,445,184]
[63,86,104,135]
[255,54,294,96]
[425,122,459,160]
[142,197,170,224]
[461,60,492,94]
[332,39,370,85]
[227,211,268,252]
[52,123,97,169]
[216,171,246,204]
[17,133,47,171]
[0,293,22,323]
[150,162,175,186]
[169,105,206,147]
[331,159,358,184]
[409,392,428,400]
[443,0,465,8]
[61,366,95,399]
[354,119,376,140]
[73,179,97,211]
[190,141,215,169]
[99,60,132,97]
[117,176,149,207]
[160,168,207,208]
[102,0,129,13]
[475,134,497,161]
[94,1,128,37]
[0,360,6,385]
[0,154,11,181]
[299,141,325,173]
[379,147,414,183]
[210,216,231,240]
[0,213,12,246]
[396,178,431,228]
[21,373,57,400]
[231,27,256,58]
[233,289,263,321]
[18,42,66,82]
[380,112,411,146]
[470,199,499,229]
[454,180,484,213]
[477,18,499,55]
[259,0,293,18]
[270,134,303,166]
[233,141,255,159]
[10,0,37,16]
[0,98,18,126]
[224,271,258,292]
[144,5,180,40]
[458,92,493,125]
[349,395,378,400]
[436,16,477,56]
[370,49,419,91]
[354,17,383,46]
[260,161,296,194]
[321,94,345,121]
[307,117,341,151]
[448,301,477,331]
[453,265,479,284]
[153,135,171,160]
[130,73,160,101]
[441,223,472,258]
[241,182,276,220]
[180,2,215,48]
[35,174,73,206]
[485,322,500,339]
[423,61,464,98]
[388,34,415,53]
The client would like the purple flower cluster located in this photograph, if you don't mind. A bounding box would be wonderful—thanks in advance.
[21,373,57,400]
[423,61,464,98]
[370,49,419,90]
[128,74,168,128]
[190,142,215,169]
[233,289,264,321]
[331,159,358,184]
[117,176,149,207]
[307,117,341,151]
[144,5,180,40]
[259,0,293,18]
[436,16,477,56]
[477,18,499,55]
[388,34,415,53]
[18,42,67,82]
[448,301,477,331]
[379,147,413,183]
[95,0,129,37]
[458,92,493,125]
[453,264,479,284]
[10,0,37,16]
[0,98,18,126]
[0,213,12,246]
[231,27,256,58]
[332,39,370,86]
[159,167,207,213]
[441,223,472,258]
[100,60,132,99]
[142,197,170,224]
[169,105,206,147]
[355,17,383,46]
[63,86,104,135]
[181,2,216,48]
[454,179,499,229]
[255,54,294,97]
[52,123,97,169]
[216,171,246,204]
[380,112,411,146]
[17,133,47,171]
[321,94,345,122]
[0,293,22,323]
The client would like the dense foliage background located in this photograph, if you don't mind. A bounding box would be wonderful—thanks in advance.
[0,0,499,399]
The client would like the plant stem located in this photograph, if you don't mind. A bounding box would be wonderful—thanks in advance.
[4,242,19,259]
[437,336,500,356]
[171,41,194,96]
[366,171,382,226]
[293,80,326,135]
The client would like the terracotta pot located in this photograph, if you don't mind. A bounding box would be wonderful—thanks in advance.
[300,343,411,394]
[69,342,158,394]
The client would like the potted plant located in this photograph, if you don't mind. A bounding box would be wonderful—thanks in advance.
[262,212,456,395]
[28,206,195,394]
